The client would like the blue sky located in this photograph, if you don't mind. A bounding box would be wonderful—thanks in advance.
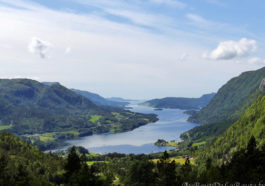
[0,0,265,99]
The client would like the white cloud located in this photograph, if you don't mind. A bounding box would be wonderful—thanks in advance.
[248,57,265,66]
[0,0,262,99]
[28,37,51,58]
[204,38,258,60]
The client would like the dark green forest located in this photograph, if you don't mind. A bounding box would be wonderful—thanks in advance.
[1,132,264,185]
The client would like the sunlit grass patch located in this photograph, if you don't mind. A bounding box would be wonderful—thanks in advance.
[112,112,125,121]
[86,161,109,166]
[89,152,100,157]
[0,124,12,130]
[86,161,96,165]
[192,141,206,147]
[90,115,102,123]
[61,130,79,137]
[166,141,178,147]
[151,156,195,165]
[38,131,80,142]
[39,135,55,142]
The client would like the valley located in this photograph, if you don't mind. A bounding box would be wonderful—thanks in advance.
[2,1,265,184]
[1,67,265,185]
[51,103,198,154]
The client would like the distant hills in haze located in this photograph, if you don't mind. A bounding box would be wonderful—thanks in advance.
[71,89,129,108]
[107,97,133,102]
[141,93,216,110]
[43,82,129,108]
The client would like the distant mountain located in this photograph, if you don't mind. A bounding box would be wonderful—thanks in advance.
[188,67,265,124]
[141,93,216,110]
[42,81,61,86]
[72,89,129,108]
[0,79,157,150]
[42,82,128,108]
[1,79,97,114]
[107,97,132,102]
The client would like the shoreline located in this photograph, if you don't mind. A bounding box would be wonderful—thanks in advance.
[47,105,198,154]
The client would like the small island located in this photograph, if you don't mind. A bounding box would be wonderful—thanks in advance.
[154,139,178,147]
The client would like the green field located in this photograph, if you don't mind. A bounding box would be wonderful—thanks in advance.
[89,152,100,157]
[152,156,194,165]
[86,161,108,165]
[25,130,80,143]
[39,135,55,142]
[112,112,126,121]
[0,124,12,130]
[166,141,178,147]
[192,141,206,147]
[90,115,102,122]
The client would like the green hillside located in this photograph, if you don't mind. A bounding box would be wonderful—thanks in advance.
[0,132,111,185]
[0,132,64,185]
[188,67,265,124]
[141,93,215,110]
[0,79,157,150]
[198,94,265,163]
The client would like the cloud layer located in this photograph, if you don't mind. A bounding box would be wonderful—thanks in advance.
[28,37,51,59]
[205,38,258,60]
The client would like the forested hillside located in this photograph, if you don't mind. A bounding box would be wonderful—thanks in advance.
[189,67,265,124]
[0,132,64,185]
[181,68,265,146]
[198,93,265,163]
[0,79,157,150]
[0,132,114,185]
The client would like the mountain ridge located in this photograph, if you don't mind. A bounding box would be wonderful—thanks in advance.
[188,67,265,124]
[72,89,128,108]
[141,93,215,110]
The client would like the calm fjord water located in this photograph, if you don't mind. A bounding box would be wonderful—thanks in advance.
[58,103,198,154]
